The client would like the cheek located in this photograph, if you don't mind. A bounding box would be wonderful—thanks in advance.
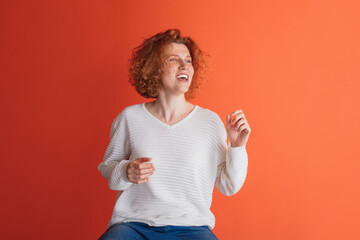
[164,65,177,74]
[160,67,176,85]
[161,67,173,78]
[189,66,195,77]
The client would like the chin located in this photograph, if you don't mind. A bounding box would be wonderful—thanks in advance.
[174,89,189,96]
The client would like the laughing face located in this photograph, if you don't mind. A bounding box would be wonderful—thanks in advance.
[159,43,194,97]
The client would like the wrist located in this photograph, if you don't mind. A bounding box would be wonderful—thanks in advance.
[230,141,245,148]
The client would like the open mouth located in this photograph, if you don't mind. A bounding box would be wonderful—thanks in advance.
[176,74,189,81]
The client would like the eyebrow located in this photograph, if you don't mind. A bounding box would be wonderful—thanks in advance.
[167,54,192,58]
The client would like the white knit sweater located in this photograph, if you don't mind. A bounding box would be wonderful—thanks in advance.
[98,103,248,229]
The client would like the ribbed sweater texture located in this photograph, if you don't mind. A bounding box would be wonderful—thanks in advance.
[98,103,248,229]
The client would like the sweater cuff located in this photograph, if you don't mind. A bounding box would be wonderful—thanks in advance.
[112,159,132,185]
[228,141,246,150]
[227,142,247,166]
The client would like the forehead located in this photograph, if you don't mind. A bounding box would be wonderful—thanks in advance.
[163,43,191,57]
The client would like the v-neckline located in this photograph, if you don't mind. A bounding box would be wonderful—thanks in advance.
[142,102,198,130]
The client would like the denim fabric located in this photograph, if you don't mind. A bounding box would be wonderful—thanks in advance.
[98,222,219,240]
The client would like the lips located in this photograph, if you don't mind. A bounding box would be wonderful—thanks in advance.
[176,74,189,81]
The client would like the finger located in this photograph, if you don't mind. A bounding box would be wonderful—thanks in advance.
[238,123,251,133]
[136,178,149,184]
[138,162,155,170]
[128,164,155,176]
[136,157,152,163]
[240,124,251,133]
[226,114,231,131]
[138,172,154,180]
[230,109,243,117]
[231,113,245,125]
[235,119,247,130]
[131,158,152,169]
[128,174,137,183]
[137,167,155,175]
[239,125,248,133]
[128,167,154,177]
[128,172,151,183]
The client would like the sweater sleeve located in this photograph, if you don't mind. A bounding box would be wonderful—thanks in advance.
[98,111,133,191]
[215,119,248,196]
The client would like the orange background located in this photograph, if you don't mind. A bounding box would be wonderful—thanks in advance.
[1,0,359,239]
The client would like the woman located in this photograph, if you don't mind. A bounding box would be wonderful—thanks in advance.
[98,29,251,240]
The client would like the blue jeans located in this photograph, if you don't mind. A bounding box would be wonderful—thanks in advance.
[98,222,219,240]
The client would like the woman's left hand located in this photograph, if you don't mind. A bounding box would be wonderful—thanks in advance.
[226,109,251,147]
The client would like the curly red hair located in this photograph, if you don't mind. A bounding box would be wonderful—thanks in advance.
[128,29,207,99]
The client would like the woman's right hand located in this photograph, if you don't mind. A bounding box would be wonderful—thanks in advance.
[126,157,155,184]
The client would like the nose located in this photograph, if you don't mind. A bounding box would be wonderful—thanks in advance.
[178,59,186,70]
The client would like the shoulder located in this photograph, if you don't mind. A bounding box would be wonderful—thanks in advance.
[112,103,144,127]
[196,105,222,120]
[195,105,227,142]
[122,103,143,114]
[116,103,143,117]
[196,105,224,127]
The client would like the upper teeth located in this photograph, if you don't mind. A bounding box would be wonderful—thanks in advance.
[176,75,188,79]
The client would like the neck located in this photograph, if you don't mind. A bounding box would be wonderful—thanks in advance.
[150,93,193,124]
